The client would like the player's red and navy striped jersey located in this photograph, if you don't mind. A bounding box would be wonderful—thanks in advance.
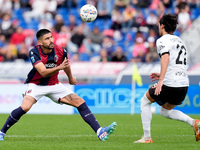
[25,45,68,86]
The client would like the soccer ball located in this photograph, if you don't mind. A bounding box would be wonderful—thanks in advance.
[79,4,98,22]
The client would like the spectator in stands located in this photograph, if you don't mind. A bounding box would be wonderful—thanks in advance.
[15,0,31,10]
[131,0,151,8]
[122,5,136,31]
[0,13,16,41]
[23,29,35,50]
[80,22,91,36]
[146,11,158,30]
[187,0,199,8]
[57,0,67,8]
[54,14,65,33]
[157,1,166,19]
[69,26,85,53]
[68,15,78,32]
[23,0,47,23]
[0,34,7,47]
[10,26,25,51]
[134,31,145,42]
[12,0,21,10]
[55,25,71,48]
[145,36,158,62]
[0,40,17,61]
[17,43,29,61]
[38,18,53,30]
[114,0,130,9]
[84,27,104,55]
[111,46,127,62]
[44,0,57,21]
[149,0,159,10]
[148,29,158,41]
[97,0,112,19]
[132,9,146,29]
[99,48,111,62]
[161,0,172,9]
[0,34,7,61]
[87,0,98,7]
[101,36,115,58]
[111,9,123,31]
[71,53,80,62]
[131,37,147,62]
[177,3,191,31]
[0,0,12,16]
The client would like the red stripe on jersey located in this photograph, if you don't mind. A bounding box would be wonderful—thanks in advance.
[33,60,42,67]
[47,45,64,85]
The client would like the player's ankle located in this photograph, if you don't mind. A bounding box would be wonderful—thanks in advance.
[96,127,102,136]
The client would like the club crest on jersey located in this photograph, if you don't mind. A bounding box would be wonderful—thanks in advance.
[27,89,32,94]
[54,55,58,62]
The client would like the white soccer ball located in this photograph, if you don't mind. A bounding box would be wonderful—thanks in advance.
[79,4,98,22]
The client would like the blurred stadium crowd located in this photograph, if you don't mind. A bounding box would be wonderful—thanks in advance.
[0,0,199,63]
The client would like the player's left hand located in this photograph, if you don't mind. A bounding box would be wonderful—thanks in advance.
[153,80,163,95]
[69,77,77,85]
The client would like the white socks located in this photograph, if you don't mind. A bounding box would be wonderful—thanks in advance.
[140,94,195,139]
[96,127,102,136]
[160,107,194,126]
[141,94,152,139]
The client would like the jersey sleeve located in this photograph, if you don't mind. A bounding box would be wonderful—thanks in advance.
[156,38,170,57]
[29,49,41,67]
[62,47,68,60]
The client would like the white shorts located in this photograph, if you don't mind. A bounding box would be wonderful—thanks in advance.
[25,83,74,103]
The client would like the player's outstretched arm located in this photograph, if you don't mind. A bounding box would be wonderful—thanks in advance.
[35,58,70,77]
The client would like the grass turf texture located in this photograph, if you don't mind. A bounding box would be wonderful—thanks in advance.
[0,114,200,150]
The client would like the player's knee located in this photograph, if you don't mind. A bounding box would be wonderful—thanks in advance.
[61,94,85,107]
[21,104,32,112]
[74,97,85,107]
[160,107,170,118]
[21,96,35,112]
[141,94,151,111]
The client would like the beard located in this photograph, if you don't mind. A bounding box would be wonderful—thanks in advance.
[43,42,54,50]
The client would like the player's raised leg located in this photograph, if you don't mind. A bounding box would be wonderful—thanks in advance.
[0,96,36,141]
[60,93,117,141]
[160,103,200,142]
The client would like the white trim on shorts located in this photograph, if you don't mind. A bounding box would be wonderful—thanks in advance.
[25,83,74,103]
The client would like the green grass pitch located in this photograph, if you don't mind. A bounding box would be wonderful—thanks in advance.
[0,114,200,150]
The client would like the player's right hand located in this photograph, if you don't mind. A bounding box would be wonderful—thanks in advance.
[149,73,160,81]
[59,58,70,70]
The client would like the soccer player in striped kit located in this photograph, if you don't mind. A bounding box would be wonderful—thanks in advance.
[0,29,117,141]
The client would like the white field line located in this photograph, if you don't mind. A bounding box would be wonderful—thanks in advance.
[6,134,193,138]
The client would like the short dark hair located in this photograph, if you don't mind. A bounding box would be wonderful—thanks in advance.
[36,29,51,40]
[159,13,178,33]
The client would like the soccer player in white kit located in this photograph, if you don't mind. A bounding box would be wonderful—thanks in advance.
[134,13,200,143]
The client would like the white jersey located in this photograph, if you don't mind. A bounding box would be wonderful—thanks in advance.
[156,34,189,87]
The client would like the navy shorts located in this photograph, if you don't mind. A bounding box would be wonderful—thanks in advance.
[148,84,188,106]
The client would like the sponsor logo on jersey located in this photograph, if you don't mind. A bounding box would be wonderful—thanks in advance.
[45,63,57,68]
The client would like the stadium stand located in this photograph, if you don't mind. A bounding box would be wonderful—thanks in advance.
[0,0,199,63]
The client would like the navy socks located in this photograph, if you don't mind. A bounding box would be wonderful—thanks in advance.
[1,107,26,134]
[1,104,100,134]
[77,102,101,133]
